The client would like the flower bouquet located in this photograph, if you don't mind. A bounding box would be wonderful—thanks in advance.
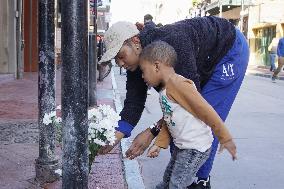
[43,104,120,173]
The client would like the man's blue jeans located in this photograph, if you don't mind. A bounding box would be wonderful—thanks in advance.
[270,53,277,71]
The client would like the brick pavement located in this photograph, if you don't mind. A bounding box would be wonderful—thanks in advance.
[0,70,127,189]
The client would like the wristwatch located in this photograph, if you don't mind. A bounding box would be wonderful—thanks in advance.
[149,122,161,137]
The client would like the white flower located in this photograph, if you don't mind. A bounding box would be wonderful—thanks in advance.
[43,113,52,125]
[55,169,62,176]
[50,111,56,117]
[87,105,120,147]
[88,108,100,120]
[43,111,58,125]
[92,138,106,146]
[56,105,61,110]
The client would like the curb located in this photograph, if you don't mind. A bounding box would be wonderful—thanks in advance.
[111,69,146,189]
[246,71,284,80]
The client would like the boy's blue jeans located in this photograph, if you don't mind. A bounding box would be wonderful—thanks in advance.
[156,148,211,189]
[170,29,249,179]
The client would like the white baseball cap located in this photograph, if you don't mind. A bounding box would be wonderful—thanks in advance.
[99,21,139,64]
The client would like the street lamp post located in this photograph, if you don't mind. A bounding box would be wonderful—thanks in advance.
[61,0,89,188]
[36,0,59,183]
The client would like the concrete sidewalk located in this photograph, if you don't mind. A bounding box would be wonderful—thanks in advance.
[0,71,127,189]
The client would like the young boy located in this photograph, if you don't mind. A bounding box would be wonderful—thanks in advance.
[139,40,237,188]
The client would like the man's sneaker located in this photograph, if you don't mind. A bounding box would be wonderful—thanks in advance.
[272,75,278,83]
[187,177,211,189]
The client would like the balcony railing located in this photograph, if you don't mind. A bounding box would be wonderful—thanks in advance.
[205,0,252,14]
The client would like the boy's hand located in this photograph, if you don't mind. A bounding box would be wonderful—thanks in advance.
[98,131,125,155]
[219,139,237,161]
[147,145,161,158]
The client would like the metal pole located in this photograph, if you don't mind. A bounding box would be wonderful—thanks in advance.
[219,0,222,18]
[240,0,244,32]
[61,0,89,188]
[35,0,59,183]
[16,0,23,79]
[88,0,97,107]
[88,33,97,107]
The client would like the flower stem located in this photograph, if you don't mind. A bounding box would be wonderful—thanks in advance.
[88,143,101,173]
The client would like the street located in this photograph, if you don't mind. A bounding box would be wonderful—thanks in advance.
[114,66,284,189]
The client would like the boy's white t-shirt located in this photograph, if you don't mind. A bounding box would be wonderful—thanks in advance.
[159,88,213,152]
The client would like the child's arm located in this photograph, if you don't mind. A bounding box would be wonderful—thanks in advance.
[167,78,237,160]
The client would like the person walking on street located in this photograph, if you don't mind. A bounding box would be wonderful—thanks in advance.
[139,40,237,188]
[272,37,284,82]
[98,16,249,189]
[268,37,278,72]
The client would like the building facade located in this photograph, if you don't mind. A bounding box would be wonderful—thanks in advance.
[248,0,284,66]
[0,0,18,75]
[195,0,284,66]
[0,0,112,78]
[0,0,38,77]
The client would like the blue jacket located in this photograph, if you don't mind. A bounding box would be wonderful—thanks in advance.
[277,37,284,57]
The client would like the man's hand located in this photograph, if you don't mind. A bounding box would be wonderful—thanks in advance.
[147,145,161,158]
[126,128,155,159]
[219,139,237,161]
[98,130,125,155]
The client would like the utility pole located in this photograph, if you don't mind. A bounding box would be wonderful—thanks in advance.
[16,0,23,79]
[35,0,59,183]
[61,0,89,188]
[89,0,97,107]
[219,0,222,18]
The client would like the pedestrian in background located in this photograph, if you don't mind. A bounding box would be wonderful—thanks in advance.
[268,37,278,72]
[156,23,163,27]
[139,41,237,188]
[98,16,249,189]
[97,35,104,62]
[143,14,156,30]
[272,37,284,82]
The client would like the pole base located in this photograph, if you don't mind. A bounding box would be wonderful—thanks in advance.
[35,158,60,184]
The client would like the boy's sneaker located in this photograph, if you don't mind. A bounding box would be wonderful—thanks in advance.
[187,177,211,189]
